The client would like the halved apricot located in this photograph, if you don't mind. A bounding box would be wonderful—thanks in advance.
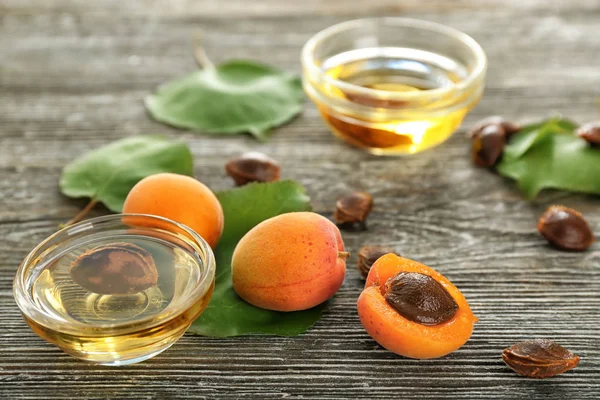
[357,254,477,359]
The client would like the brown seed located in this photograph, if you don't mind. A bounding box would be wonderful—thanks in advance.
[383,272,458,326]
[472,124,506,167]
[70,242,158,295]
[333,192,373,226]
[575,122,600,145]
[537,205,595,251]
[225,152,280,186]
[502,339,580,379]
[325,113,413,149]
[357,246,400,279]
[468,116,521,138]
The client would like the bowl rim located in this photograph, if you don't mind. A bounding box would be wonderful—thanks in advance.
[13,213,216,335]
[301,17,487,103]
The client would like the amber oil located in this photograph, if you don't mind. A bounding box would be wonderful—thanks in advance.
[14,215,215,366]
[302,18,487,155]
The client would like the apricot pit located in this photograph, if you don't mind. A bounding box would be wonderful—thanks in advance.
[70,242,158,295]
[334,191,373,226]
[537,205,594,251]
[384,272,458,326]
[357,245,398,279]
[225,152,280,186]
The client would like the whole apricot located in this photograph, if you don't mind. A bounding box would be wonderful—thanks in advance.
[357,254,477,359]
[123,173,224,248]
[231,212,347,311]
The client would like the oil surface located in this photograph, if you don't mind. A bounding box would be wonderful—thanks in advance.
[318,47,477,154]
[25,235,212,365]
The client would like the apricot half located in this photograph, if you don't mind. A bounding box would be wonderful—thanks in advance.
[357,254,477,359]
[123,173,224,248]
[232,212,347,311]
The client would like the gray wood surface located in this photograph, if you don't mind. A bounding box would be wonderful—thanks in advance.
[1,0,599,398]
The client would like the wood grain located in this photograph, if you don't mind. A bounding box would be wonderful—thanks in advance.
[1,0,600,398]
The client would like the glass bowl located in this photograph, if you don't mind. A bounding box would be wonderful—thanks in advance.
[13,214,215,366]
[302,18,487,155]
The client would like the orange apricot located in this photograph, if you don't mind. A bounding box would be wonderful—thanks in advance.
[357,254,477,359]
[232,212,347,311]
[123,173,224,248]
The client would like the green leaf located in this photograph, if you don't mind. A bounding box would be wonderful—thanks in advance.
[502,119,577,162]
[188,180,326,337]
[145,61,304,141]
[497,118,600,199]
[60,136,193,212]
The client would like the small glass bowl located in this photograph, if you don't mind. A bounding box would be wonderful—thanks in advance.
[13,214,215,366]
[302,18,487,155]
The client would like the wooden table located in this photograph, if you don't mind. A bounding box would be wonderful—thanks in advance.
[1,1,599,398]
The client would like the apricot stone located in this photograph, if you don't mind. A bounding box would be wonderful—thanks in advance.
[357,254,477,359]
[123,173,224,248]
[232,212,347,311]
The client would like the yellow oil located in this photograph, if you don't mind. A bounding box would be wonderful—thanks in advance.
[23,236,213,365]
[316,47,479,154]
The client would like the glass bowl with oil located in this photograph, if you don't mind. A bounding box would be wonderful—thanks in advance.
[302,18,487,155]
[13,214,215,366]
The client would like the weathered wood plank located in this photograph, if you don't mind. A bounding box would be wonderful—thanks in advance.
[1,0,599,399]
[2,0,600,17]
